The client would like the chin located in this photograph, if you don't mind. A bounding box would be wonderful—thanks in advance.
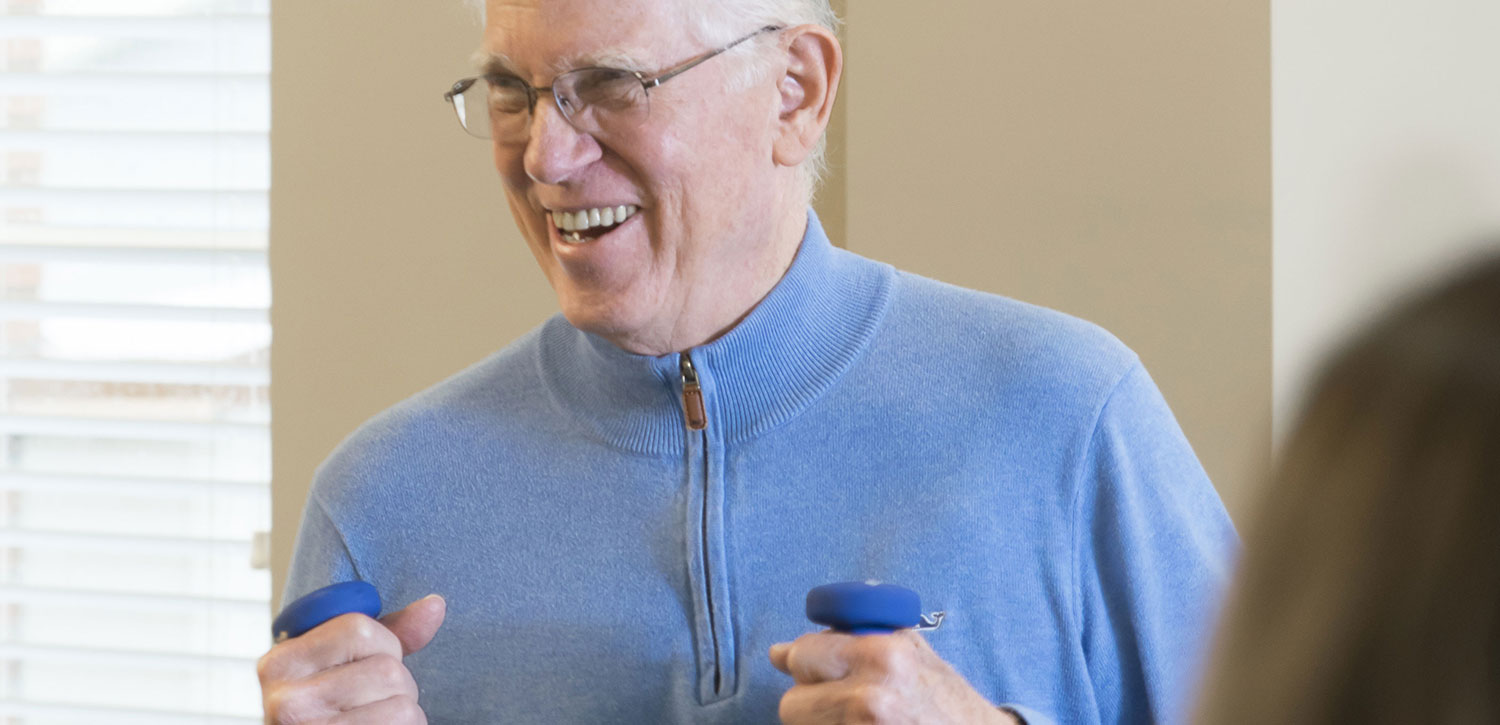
[557,294,644,346]
[549,270,673,353]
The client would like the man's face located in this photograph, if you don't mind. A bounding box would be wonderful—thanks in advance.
[484,0,785,354]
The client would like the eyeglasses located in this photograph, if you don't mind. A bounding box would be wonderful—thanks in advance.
[443,25,781,141]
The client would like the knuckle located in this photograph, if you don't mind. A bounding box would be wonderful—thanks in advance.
[346,614,379,642]
[369,652,409,690]
[256,650,276,684]
[256,641,303,685]
[782,643,804,670]
[262,686,314,725]
[852,637,900,673]
[344,614,396,653]
[844,682,893,722]
[261,686,285,717]
[777,689,800,723]
[390,694,427,723]
[785,632,835,675]
[782,645,809,675]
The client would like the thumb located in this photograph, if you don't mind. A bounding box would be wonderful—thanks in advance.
[379,594,446,656]
[768,642,792,674]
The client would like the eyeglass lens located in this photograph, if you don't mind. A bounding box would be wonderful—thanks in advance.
[454,69,649,140]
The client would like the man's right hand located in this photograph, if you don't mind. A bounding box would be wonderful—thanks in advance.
[258,593,446,724]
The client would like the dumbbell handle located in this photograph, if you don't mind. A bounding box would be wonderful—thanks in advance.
[272,581,382,642]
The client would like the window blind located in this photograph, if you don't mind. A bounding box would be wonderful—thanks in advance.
[0,0,270,722]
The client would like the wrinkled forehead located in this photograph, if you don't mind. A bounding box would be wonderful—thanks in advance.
[480,0,695,77]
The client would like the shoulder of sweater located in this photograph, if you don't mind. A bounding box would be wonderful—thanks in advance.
[310,319,553,495]
[880,268,1141,396]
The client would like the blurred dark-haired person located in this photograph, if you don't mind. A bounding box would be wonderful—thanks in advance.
[1194,253,1500,724]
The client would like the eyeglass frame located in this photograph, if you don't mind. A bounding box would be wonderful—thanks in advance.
[442,24,784,139]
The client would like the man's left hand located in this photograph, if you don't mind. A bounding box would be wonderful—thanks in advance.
[768,630,1019,724]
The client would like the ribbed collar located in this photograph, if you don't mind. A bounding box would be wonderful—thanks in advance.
[535,209,894,455]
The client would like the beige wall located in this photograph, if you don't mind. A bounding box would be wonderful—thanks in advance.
[1272,0,1500,441]
[270,2,1269,607]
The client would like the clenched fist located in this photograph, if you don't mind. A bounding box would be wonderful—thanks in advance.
[770,629,1018,725]
[258,594,446,724]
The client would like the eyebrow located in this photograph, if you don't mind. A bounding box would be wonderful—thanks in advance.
[471,47,655,78]
[472,49,517,76]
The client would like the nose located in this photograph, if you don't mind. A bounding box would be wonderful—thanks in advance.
[522,93,603,186]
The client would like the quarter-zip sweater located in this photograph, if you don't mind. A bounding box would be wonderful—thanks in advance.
[285,211,1236,724]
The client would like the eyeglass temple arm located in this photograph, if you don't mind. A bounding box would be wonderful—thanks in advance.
[641,25,783,89]
[443,77,477,102]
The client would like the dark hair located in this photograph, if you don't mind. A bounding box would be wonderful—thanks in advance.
[1194,252,1500,723]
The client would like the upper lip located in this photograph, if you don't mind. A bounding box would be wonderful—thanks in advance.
[543,202,638,213]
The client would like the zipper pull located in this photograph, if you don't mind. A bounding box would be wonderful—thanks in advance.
[680,353,707,431]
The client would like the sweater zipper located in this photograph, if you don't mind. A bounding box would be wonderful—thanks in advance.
[680,352,721,697]
[680,354,707,431]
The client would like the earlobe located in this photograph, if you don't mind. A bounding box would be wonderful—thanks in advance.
[772,25,842,168]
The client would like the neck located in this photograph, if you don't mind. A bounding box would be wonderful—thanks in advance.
[610,203,809,356]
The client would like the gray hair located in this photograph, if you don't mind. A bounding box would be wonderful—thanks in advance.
[465,0,841,202]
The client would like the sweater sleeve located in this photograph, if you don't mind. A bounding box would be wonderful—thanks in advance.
[280,492,361,609]
[1071,362,1237,724]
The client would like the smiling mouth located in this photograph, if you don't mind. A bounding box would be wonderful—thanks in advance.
[550,204,640,244]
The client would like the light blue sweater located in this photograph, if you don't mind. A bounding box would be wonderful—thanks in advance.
[285,211,1235,723]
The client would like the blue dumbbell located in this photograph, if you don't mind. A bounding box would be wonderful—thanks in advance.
[806,580,945,634]
[272,580,383,643]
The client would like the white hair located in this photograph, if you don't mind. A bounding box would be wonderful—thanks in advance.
[463,1,839,41]
[465,0,842,201]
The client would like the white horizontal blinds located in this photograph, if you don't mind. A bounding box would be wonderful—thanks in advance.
[0,0,269,722]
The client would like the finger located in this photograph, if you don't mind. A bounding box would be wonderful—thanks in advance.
[263,652,419,723]
[379,594,447,656]
[779,631,857,684]
[779,680,884,725]
[769,642,791,674]
[329,694,427,724]
[312,652,420,713]
[839,629,930,680]
[259,612,403,684]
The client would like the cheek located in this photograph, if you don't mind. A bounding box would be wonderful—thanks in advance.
[492,139,528,187]
[647,121,750,195]
[694,100,775,181]
[643,96,745,177]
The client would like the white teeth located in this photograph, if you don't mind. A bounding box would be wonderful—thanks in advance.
[549,204,639,241]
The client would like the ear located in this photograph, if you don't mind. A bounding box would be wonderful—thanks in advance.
[772,24,843,169]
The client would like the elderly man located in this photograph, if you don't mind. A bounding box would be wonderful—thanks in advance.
[260,0,1235,723]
